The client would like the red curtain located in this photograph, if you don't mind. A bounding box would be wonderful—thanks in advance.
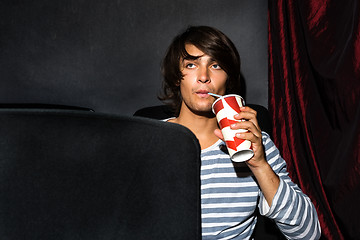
[268,0,360,239]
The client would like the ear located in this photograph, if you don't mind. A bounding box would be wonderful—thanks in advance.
[175,79,181,87]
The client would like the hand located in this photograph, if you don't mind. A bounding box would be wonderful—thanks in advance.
[214,106,266,168]
[214,106,280,205]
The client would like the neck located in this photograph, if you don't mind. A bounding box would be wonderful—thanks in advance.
[170,106,220,150]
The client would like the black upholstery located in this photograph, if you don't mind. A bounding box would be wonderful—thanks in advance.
[0,109,201,240]
[0,103,94,112]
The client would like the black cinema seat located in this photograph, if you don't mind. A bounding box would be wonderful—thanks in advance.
[0,109,201,240]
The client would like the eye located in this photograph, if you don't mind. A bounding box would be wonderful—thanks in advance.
[186,63,196,69]
[211,64,222,70]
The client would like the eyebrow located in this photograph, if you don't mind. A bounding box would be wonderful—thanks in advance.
[183,55,217,63]
[183,54,204,61]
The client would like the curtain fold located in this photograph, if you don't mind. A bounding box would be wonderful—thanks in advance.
[268,0,360,239]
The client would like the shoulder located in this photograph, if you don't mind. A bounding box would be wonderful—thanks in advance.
[261,131,272,145]
[162,117,176,122]
[261,131,278,157]
[261,131,288,172]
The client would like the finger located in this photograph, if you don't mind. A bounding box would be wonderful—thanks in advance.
[235,131,263,146]
[234,110,261,132]
[238,106,257,116]
[234,109,257,122]
[230,120,262,138]
[214,129,224,141]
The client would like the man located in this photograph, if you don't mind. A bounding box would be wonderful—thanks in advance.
[159,26,321,239]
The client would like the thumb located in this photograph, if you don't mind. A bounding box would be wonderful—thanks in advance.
[214,129,224,141]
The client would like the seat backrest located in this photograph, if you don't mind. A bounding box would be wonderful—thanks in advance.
[0,103,94,112]
[0,110,201,240]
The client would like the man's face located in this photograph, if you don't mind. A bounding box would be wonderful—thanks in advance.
[179,44,227,114]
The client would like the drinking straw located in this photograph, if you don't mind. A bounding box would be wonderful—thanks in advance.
[207,92,223,98]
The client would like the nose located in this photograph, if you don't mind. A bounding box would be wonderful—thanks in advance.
[198,67,210,84]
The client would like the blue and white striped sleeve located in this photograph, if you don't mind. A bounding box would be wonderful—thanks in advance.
[258,132,321,240]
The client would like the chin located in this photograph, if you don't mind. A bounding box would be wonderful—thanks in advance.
[192,105,214,116]
[196,103,212,111]
[193,109,215,117]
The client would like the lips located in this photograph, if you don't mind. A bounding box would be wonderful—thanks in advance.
[196,89,209,94]
[195,89,211,98]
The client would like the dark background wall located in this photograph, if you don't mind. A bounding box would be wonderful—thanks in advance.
[0,0,267,116]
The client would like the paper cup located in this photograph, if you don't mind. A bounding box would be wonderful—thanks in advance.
[212,94,254,162]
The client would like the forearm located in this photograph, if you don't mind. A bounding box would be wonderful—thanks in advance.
[257,133,321,239]
[259,179,321,239]
[248,160,280,206]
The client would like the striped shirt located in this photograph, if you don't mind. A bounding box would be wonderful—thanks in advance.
[201,132,321,239]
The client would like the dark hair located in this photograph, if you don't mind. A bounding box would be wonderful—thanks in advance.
[158,26,242,116]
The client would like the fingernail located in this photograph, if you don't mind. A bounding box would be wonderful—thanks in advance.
[236,133,243,138]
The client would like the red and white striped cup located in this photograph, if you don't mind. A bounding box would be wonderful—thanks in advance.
[212,94,254,162]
